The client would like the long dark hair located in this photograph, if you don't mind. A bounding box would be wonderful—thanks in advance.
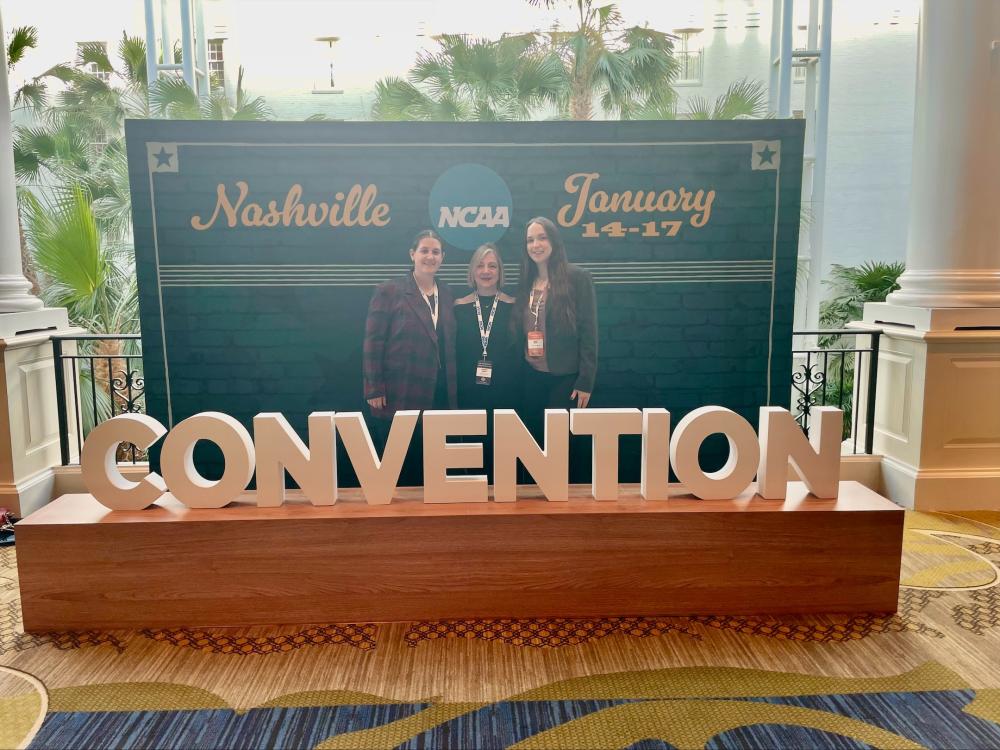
[514,216,576,331]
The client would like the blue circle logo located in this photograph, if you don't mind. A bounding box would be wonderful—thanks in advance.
[428,163,513,250]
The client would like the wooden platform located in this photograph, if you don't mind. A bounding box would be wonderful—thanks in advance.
[15,482,904,631]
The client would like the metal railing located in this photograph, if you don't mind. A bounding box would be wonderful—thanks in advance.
[791,328,882,455]
[52,329,882,465]
[52,334,145,466]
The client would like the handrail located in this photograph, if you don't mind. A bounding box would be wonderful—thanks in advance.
[51,329,884,465]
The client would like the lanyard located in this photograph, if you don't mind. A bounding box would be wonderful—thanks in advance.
[422,284,439,329]
[474,294,499,358]
[529,286,546,330]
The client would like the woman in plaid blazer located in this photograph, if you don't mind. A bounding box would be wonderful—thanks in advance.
[363,230,458,421]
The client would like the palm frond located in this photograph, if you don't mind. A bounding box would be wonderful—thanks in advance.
[512,53,567,109]
[685,95,712,120]
[410,52,456,97]
[77,42,114,75]
[594,3,623,31]
[12,82,47,112]
[78,367,114,435]
[228,66,271,119]
[39,63,78,84]
[90,150,133,241]
[372,77,438,121]
[591,47,635,115]
[12,139,43,182]
[118,33,148,88]
[819,261,905,337]
[149,76,202,119]
[201,92,232,120]
[231,95,271,121]
[709,77,769,120]
[23,186,107,312]
[7,25,39,69]
[71,71,116,100]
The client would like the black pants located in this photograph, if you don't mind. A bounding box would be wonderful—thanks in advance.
[521,367,577,436]
[518,367,589,484]
[370,367,450,488]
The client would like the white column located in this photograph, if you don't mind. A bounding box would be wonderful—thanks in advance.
[0,8,42,313]
[1,9,77,517]
[887,0,1000,308]
[858,0,1000,510]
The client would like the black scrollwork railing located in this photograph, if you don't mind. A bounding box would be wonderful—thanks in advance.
[52,334,144,466]
[792,329,882,455]
[51,330,881,465]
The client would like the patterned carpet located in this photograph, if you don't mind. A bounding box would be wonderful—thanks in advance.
[3,510,1000,749]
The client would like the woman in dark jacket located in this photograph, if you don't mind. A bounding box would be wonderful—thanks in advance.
[513,216,598,427]
[454,243,519,482]
[454,242,519,412]
[363,229,457,419]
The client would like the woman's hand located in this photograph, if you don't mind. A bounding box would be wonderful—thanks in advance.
[367,396,386,410]
[570,390,591,408]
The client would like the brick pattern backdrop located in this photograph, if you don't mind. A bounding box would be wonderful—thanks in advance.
[127,121,804,482]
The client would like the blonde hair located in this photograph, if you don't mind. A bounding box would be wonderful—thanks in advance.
[467,243,505,289]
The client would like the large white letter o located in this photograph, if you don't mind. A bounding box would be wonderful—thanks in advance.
[670,406,760,500]
[160,412,255,509]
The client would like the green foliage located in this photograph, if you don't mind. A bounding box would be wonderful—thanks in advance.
[529,0,679,120]
[374,1,679,122]
[6,25,38,70]
[10,29,275,435]
[21,186,137,335]
[76,41,113,74]
[150,66,271,120]
[820,353,855,440]
[14,32,272,252]
[816,260,904,439]
[117,34,149,87]
[819,261,905,346]
[686,78,770,120]
[372,34,564,121]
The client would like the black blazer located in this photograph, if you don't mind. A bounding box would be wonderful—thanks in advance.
[523,264,598,393]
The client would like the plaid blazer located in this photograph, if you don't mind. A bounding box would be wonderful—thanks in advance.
[363,273,457,418]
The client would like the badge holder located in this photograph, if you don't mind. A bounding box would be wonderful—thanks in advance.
[527,330,545,358]
[475,360,493,386]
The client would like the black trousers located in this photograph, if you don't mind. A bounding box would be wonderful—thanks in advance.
[518,367,589,484]
[520,367,577,435]
[370,366,450,488]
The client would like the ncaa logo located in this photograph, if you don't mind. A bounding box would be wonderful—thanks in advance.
[428,163,513,250]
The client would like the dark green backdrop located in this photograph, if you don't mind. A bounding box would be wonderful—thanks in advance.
[126,119,804,485]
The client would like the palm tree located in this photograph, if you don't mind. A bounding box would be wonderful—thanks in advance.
[372,33,565,121]
[21,186,139,430]
[820,261,905,340]
[817,261,904,438]
[529,0,679,120]
[685,78,769,120]
[6,24,45,296]
[14,33,272,243]
[150,65,271,121]
[7,25,46,113]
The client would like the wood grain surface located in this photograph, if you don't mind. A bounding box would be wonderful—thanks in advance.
[15,482,904,631]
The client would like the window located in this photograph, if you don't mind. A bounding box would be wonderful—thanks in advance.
[76,41,110,82]
[674,30,704,87]
[793,49,808,83]
[90,132,108,158]
[208,38,225,89]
